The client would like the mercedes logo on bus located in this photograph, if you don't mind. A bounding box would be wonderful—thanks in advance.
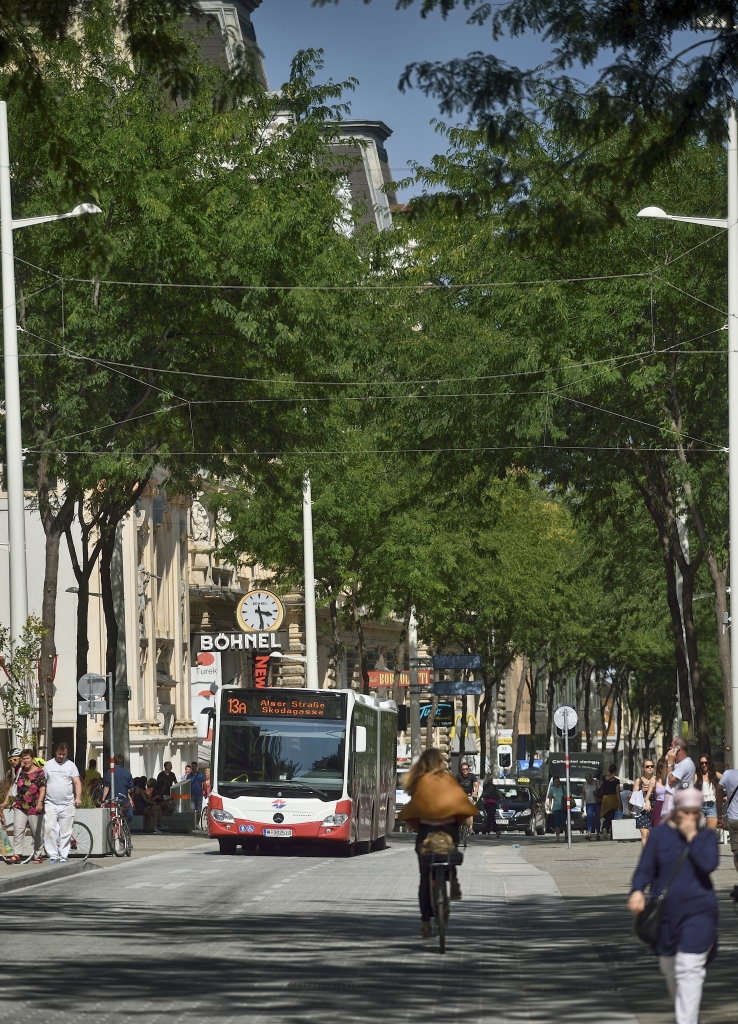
[273,812,285,824]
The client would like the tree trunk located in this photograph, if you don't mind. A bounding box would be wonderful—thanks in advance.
[583,661,592,752]
[351,581,370,694]
[36,460,74,760]
[527,664,537,767]
[705,560,732,765]
[100,531,118,770]
[545,672,556,750]
[680,559,711,754]
[661,547,694,734]
[479,667,491,774]
[510,658,528,772]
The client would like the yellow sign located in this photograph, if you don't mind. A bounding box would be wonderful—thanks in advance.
[498,736,512,745]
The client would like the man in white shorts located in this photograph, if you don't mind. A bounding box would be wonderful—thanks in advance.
[43,743,82,864]
[661,736,696,815]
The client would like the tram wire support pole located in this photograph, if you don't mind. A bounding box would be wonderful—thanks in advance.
[409,607,421,762]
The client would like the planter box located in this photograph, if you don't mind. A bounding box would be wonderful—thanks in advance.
[75,807,111,856]
[612,817,639,841]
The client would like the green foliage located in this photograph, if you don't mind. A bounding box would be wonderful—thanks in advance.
[0,616,47,745]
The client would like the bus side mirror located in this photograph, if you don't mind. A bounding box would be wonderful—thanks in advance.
[355,726,367,753]
[197,709,213,740]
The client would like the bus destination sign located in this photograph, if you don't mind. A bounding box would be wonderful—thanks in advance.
[223,690,346,720]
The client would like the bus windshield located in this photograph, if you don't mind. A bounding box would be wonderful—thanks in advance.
[218,719,346,801]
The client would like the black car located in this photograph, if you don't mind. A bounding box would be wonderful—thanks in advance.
[472,779,546,836]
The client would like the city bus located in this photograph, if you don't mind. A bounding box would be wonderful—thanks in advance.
[203,687,397,855]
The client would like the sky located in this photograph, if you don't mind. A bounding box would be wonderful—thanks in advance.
[252,0,559,198]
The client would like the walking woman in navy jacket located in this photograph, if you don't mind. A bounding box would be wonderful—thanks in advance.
[628,786,719,1024]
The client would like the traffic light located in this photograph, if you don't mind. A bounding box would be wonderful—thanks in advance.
[497,746,513,772]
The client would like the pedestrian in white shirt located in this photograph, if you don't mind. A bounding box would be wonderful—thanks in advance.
[661,737,696,816]
[43,743,82,863]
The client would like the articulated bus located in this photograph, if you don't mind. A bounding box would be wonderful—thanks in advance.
[204,687,397,854]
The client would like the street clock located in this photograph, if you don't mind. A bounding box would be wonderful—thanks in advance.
[236,590,285,633]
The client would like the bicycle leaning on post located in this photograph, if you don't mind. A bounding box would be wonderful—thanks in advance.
[105,794,133,857]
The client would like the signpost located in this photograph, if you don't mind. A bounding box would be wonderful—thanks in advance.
[433,679,483,696]
[553,705,578,850]
[77,673,114,801]
[431,654,482,670]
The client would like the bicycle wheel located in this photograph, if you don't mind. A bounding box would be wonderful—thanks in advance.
[433,865,448,954]
[107,816,127,857]
[122,816,133,857]
[70,822,93,863]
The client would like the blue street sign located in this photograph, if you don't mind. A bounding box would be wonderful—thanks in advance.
[433,680,483,696]
[431,654,482,670]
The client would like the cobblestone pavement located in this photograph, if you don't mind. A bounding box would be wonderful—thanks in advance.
[1,832,736,1024]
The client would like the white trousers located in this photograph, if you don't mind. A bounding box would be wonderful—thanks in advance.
[659,951,709,1024]
[44,802,75,861]
[12,810,44,857]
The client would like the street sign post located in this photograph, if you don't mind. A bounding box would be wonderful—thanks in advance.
[77,672,114,800]
[433,680,483,696]
[553,705,578,850]
[431,654,482,670]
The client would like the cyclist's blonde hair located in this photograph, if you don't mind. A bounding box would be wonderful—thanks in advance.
[403,748,446,794]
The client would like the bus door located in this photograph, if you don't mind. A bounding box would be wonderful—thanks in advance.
[352,704,378,843]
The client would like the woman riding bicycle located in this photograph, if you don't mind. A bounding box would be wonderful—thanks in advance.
[398,749,477,938]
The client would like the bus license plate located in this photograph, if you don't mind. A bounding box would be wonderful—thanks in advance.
[263,828,292,837]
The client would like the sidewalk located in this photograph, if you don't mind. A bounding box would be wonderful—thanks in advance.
[0,831,215,894]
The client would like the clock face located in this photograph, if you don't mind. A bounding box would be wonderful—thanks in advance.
[237,590,284,633]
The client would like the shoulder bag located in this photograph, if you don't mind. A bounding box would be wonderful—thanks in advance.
[634,845,691,947]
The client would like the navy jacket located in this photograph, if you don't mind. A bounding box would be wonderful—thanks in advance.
[631,822,719,957]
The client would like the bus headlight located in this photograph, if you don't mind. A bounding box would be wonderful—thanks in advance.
[321,814,349,827]
[211,809,235,823]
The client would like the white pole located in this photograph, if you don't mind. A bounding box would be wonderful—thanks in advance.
[564,709,572,849]
[729,103,738,770]
[108,672,115,803]
[0,101,28,654]
[302,472,319,689]
[408,607,421,761]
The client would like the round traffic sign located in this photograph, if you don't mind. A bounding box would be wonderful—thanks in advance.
[77,673,106,698]
[553,705,578,731]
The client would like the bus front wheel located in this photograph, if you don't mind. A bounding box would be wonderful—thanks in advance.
[219,838,238,855]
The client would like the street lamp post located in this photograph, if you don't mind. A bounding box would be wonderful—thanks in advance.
[0,99,100,652]
[302,472,319,689]
[637,103,738,767]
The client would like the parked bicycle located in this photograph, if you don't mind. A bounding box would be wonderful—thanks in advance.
[420,847,464,953]
[105,794,133,857]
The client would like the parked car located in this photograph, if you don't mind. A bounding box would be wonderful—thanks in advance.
[472,778,546,836]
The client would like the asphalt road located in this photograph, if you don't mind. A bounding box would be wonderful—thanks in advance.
[1,833,736,1024]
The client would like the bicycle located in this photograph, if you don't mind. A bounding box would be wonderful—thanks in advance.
[420,847,464,954]
[69,821,93,864]
[105,795,133,857]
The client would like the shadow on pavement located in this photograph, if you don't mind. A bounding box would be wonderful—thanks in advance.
[2,881,737,1024]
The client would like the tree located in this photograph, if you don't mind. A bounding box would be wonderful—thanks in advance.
[321,0,738,236]
[389,118,728,756]
[4,29,373,757]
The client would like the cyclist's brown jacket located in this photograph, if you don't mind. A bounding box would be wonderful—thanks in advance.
[398,770,477,831]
